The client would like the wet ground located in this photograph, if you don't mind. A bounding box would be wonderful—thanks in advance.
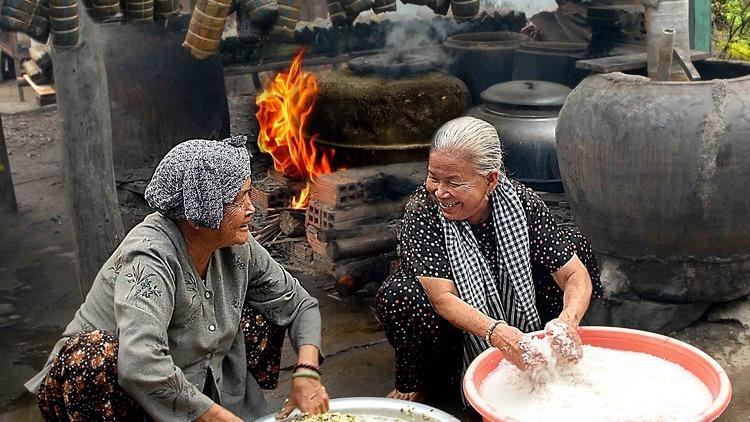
[0,77,748,421]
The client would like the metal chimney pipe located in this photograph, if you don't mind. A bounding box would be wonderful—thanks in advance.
[656,28,676,81]
[643,0,690,80]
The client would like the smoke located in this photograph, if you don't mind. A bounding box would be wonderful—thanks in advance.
[376,12,457,68]
[479,0,557,17]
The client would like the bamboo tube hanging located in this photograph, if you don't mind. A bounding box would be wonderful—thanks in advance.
[183,0,232,59]
[238,0,277,28]
[48,0,80,48]
[0,0,51,41]
[270,0,301,41]
[154,0,180,18]
[450,0,479,22]
[124,0,154,21]
[92,0,121,20]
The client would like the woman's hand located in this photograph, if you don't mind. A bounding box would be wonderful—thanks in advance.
[195,404,243,422]
[490,324,547,371]
[276,377,329,419]
[545,314,583,364]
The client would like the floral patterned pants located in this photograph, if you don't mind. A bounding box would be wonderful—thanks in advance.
[37,306,286,421]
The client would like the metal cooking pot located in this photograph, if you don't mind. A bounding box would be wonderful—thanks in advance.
[465,80,571,193]
[442,31,529,105]
[256,397,461,421]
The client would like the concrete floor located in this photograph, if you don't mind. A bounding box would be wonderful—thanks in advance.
[0,78,748,421]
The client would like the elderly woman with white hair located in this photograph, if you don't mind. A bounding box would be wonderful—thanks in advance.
[25,135,328,421]
[376,117,603,402]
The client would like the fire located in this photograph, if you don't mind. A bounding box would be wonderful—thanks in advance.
[256,49,335,208]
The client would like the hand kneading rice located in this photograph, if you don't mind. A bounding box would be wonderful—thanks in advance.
[479,343,713,421]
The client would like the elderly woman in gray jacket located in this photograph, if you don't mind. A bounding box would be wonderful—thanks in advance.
[25,135,327,421]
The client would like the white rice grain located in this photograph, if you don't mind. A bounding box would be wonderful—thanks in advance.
[479,345,713,422]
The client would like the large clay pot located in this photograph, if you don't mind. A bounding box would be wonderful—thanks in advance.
[309,53,470,166]
[512,41,589,87]
[557,59,750,304]
[443,31,529,104]
[466,80,571,193]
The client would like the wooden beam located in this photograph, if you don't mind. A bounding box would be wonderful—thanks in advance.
[223,49,384,76]
[0,115,18,213]
[52,9,125,299]
[576,50,711,73]
[673,47,702,81]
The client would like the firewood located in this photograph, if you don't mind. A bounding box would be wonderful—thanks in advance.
[280,210,306,236]
[317,222,393,242]
[325,230,396,261]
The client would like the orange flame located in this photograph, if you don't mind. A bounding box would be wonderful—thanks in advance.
[255,49,335,208]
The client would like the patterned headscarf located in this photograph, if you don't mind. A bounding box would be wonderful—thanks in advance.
[144,135,252,229]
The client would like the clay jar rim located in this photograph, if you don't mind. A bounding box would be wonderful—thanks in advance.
[443,31,529,50]
[603,59,750,86]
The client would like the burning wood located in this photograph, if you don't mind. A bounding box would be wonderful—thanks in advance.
[255,49,337,208]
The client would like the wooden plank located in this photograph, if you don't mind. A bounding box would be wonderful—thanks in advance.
[0,115,18,213]
[673,47,702,81]
[576,50,712,73]
[23,73,56,96]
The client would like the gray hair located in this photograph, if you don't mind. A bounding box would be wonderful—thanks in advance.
[430,116,503,175]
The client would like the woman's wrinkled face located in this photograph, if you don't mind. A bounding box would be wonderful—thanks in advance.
[219,178,255,246]
[426,150,499,224]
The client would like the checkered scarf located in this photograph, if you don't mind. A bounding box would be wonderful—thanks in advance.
[438,175,542,370]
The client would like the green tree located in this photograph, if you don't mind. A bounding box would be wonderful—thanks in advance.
[713,0,750,59]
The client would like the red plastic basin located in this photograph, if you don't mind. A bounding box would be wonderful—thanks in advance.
[463,326,732,422]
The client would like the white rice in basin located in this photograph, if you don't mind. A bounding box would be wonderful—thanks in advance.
[479,344,713,422]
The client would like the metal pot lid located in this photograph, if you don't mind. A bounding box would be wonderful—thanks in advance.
[480,80,572,108]
[348,53,436,76]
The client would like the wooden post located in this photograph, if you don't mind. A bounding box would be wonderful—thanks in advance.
[12,34,25,102]
[0,115,18,212]
[689,0,712,52]
[52,10,125,299]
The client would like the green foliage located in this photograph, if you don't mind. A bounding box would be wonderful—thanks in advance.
[713,0,750,59]
[723,40,750,59]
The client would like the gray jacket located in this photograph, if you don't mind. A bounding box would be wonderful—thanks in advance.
[25,213,322,421]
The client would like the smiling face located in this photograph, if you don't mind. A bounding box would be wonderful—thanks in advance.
[218,178,255,246]
[426,150,499,224]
